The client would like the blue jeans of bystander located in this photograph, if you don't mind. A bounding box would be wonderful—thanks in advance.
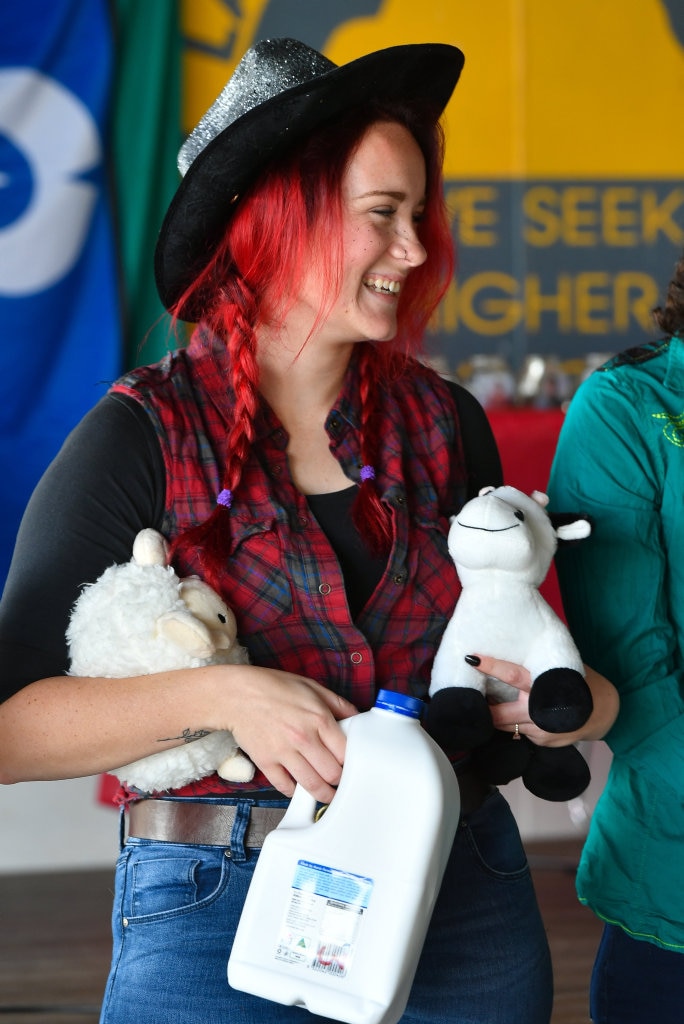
[590,923,684,1023]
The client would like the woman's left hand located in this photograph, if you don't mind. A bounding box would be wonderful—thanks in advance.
[473,656,620,746]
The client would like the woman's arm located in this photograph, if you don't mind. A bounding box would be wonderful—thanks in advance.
[447,381,503,497]
[0,394,356,801]
[0,663,356,802]
[0,394,165,698]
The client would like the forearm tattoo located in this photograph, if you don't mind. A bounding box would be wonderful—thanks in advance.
[157,728,211,745]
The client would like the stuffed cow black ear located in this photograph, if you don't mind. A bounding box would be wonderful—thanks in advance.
[548,511,593,544]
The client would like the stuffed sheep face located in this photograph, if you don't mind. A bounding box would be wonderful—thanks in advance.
[66,528,254,792]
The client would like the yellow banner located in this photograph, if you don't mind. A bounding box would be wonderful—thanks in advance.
[179,0,684,373]
[182,0,684,175]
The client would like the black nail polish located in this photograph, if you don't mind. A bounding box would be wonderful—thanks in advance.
[464,654,481,666]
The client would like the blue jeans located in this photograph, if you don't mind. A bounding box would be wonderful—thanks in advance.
[100,791,552,1024]
[590,923,684,1023]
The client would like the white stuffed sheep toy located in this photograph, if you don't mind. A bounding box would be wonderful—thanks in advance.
[427,486,593,756]
[67,528,254,793]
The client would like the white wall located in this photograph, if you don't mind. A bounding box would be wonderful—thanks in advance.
[0,742,611,874]
[0,776,120,874]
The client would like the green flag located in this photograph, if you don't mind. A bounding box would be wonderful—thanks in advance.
[110,0,184,368]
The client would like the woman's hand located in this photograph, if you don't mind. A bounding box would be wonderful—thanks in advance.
[224,666,359,802]
[469,656,619,746]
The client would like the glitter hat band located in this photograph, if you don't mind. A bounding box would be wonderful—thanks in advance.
[154,37,465,319]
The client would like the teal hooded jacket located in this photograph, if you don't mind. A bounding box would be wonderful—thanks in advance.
[549,337,684,953]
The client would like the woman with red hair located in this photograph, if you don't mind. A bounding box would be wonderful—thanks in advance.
[0,38,616,1023]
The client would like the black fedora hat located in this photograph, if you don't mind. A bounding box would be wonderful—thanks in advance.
[154,37,465,318]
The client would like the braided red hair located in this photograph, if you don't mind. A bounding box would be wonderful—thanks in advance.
[170,100,454,579]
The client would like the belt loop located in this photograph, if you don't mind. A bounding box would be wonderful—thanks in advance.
[229,800,253,863]
[118,805,127,851]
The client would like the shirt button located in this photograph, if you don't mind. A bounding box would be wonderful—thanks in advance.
[396,495,407,506]
[318,583,331,595]
[393,573,406,585]
[298,514,309,527]
[271,464,282,477]
[350,652,363,665]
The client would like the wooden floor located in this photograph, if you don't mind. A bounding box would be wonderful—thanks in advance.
[526,839,603,1024]
[0,838,602,1024]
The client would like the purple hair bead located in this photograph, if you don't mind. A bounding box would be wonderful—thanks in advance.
[217,488,233,508]
[360,465,376,482]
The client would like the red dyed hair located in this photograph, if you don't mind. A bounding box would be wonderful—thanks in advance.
[170,100,455,583]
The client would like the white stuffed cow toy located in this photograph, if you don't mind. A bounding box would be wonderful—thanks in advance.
[427,486,593,754]
[67,528,254,793]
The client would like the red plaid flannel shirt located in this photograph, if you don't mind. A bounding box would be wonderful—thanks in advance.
[111,327,467,798]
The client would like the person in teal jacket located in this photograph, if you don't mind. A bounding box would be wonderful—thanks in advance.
[548,253,684,1024]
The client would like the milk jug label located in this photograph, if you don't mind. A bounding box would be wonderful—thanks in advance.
[274,860,374,978]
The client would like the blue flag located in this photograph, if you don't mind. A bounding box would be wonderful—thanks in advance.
[0,0,122,589]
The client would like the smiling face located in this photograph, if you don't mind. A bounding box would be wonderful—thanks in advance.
[297,120,428,348]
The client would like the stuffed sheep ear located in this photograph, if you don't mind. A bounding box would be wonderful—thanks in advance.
[132,529,170,568]
[179,579,238,650]
[478,485,496,496]
[156,608,214,659]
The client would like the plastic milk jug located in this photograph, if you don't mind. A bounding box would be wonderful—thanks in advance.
[227,689,461,1024]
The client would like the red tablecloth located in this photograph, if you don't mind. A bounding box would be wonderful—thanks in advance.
[486,407,566,620]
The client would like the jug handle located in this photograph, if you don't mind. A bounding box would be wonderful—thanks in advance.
[276,716,354,831]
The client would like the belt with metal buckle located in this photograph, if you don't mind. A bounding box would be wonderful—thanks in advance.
[127,799,286,848]
[127,770,492,849]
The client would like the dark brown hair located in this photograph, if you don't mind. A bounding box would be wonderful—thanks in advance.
[652,253,684,338]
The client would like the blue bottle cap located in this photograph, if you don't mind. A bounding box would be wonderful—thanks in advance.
[375,689,424,719]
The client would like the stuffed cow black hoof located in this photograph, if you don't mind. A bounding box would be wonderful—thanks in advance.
[522,742,591,802]
[528,667,594,734]
[470,729,591,802]
[470,729,534,785]
[424,686,494,751]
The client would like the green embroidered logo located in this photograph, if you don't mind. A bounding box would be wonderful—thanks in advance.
[652,410,684,447]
